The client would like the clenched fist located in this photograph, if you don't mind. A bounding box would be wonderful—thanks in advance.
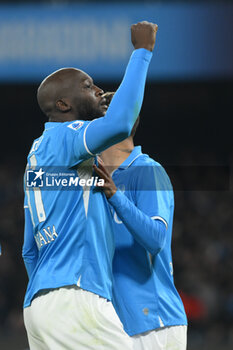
[131,21,158,52]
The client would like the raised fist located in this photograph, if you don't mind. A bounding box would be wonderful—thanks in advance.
[131,21,158,52]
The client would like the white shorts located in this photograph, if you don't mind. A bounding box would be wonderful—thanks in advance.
[24,286,133,350]
[132,325,187,350]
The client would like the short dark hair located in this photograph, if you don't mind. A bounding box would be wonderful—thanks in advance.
[102,91,140,138]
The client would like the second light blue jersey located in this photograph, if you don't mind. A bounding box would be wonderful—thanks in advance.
[109,146,187,336]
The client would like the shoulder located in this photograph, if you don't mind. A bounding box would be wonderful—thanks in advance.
[133,153,165,173]
[61,120,89,133]
[133,153,173,190]
[50,120,90,144]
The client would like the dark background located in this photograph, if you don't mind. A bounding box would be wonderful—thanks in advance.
[1,80,233,164]
[0,0,233,349]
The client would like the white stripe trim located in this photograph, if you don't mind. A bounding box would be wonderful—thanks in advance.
[76,159,93,217]
[77,275,82,287]
[126,153,142,168]
[83,121,96,156]
[151,216,168,229]
[25,164,35,227]
[29,154,37,167]
[30,155,46,223]
[26,189,35,227]
[158,316,165,327]
[34,189,46,223]
[24,205,29,209]
[111,168,117,177]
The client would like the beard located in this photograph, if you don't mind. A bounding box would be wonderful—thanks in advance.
[92,106,106,119]
[77,100,105,121]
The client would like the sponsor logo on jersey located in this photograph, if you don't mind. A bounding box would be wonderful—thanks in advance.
[67,121,84,131]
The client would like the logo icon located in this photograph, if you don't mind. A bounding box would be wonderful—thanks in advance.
[67,121,84,131]
[26,168,45,187]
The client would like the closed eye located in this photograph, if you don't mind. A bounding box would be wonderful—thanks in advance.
[83,79,93,89]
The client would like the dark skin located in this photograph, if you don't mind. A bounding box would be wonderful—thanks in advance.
[93,157,117,199]
[36,21,158,123]
[37,68,108,122]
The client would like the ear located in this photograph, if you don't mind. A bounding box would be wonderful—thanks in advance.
[56,99,71,113]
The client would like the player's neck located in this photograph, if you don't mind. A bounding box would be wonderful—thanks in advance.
[48,111,82,123]
[100,138,134,173]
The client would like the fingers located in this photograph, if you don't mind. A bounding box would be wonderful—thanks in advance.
[96,157,111,177]
[101,92,115,105]
[97,156,104,165]
[131,20,158,52]
[93,164,108,181]
[93,163,117,199]
[98,163,109,177]
[131,21,158,29]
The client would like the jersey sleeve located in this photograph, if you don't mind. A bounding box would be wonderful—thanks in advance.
[22,194,38,278]
[54,49,152,166]
[108,190,167,255]
[85,49,152,155]
[55,120,93,167]
[134,163,173,228]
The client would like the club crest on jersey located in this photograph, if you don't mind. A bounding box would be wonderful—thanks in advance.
[67,121,84,131]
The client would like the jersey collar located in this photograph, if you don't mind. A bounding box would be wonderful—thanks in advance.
[44,122,62,131]
[118,146,142,169]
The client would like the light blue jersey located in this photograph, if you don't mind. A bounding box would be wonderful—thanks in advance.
[22,49,152,308]
[108,146,187,336]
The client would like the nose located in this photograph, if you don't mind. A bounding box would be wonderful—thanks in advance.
[94,85,104,97]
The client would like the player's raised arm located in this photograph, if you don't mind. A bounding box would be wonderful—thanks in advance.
[84,21,158,155]
[35,21,157,167]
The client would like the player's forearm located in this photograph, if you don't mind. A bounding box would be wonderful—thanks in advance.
[85,49,152,154]
[108,190,166,255]
[107,48,152,130]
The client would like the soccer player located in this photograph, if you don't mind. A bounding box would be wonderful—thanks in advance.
[22,22,158,350]
[94,99,188,350]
